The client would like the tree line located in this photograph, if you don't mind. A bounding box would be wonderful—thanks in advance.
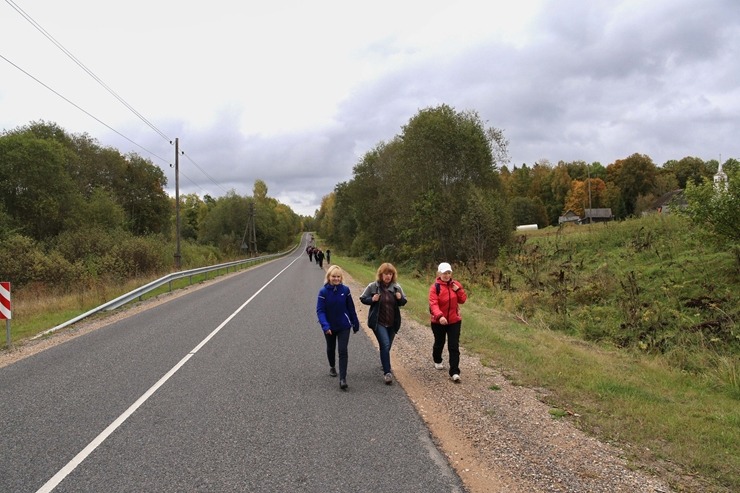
[315,104,738,268]
[0,121,305,290]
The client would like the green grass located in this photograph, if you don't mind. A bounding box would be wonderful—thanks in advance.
[329,220,740,493]
[2,261,269,344]
[5,229,738,491]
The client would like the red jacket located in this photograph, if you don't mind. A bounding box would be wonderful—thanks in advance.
[429,277,467,324]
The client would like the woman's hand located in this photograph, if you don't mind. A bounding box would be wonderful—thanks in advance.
[395,291,402,300]
[372,293,380,302]
[439,316,448,325]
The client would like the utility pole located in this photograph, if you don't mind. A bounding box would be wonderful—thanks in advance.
[174,137,181,270]
[250,202,258,255]
[241,202,258,256]
[587,162,593,224]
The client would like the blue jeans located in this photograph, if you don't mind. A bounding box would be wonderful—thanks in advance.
[373,324,396,374]
[325,329,351,379]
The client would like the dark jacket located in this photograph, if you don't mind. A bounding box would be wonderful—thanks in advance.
[360,281,408,332]
[317,283,360,334]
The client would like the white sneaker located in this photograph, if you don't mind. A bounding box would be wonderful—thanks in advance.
[434,362,444,370]
[451,374,461,383]
[384,373,393,385]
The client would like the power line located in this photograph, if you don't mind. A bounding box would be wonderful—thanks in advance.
[181,151,230,195]
[5,1,235,198]
[177,167,210,194]
[3,49,231,197]
[0,52,170,165]
[5,0,171,143]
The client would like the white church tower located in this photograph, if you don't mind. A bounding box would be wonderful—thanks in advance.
[713,159,727,191]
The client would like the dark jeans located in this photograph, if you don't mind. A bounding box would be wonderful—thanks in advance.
[431,321,461,376]
[325,329,351,379]
[373,323,396,374]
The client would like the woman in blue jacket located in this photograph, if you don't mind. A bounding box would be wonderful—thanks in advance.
[317,265,360,390]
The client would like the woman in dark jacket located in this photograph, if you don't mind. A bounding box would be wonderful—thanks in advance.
[360,263,407,385]
[317,265,360,390]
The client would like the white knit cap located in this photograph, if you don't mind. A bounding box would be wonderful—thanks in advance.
[438,262,452,273]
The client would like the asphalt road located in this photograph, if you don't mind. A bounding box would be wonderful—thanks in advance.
[0,236,465,493]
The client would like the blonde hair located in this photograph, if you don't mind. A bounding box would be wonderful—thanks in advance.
[325,265,344,284]
[375,263,398,283]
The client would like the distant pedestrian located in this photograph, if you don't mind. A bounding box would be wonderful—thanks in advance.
[306,246,313,261]
[429,262,467,383]
[325,249,331,264]
[360,263,407,385]
[317,265,360,390]
[316,249,325,268]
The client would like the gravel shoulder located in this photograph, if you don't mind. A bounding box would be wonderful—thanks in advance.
[1,270,674,493]
[345,273,673,493]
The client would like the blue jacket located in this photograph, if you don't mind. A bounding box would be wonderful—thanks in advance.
[317,283,360,334]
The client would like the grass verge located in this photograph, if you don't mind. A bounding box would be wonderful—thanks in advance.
[334,254,739,493]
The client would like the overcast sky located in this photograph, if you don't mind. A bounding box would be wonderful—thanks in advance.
[2,0,738,215]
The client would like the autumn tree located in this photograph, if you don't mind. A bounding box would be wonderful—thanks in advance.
[550,164,572,213]
[663,156,712,188]
[328,181,360,252]
[118,153,171,235]
[461,186,512,265]
[510,197,548,228]
[563,178,607,215]
[509,164,532,198]
[606,153,658,217]
[315,192,336,243]
[392,105,509,263]
[325,105,511,266]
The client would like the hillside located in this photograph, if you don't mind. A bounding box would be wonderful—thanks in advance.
[337,213,739,492]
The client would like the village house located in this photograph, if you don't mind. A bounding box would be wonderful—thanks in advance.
[583,208,613,223]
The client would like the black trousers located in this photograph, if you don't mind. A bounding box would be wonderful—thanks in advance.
[431,321,461,376]
[324,329,351,379]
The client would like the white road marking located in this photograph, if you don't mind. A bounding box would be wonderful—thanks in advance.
[36,255,303,493]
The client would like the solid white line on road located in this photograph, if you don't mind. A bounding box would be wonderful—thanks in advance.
[35,255,303,493]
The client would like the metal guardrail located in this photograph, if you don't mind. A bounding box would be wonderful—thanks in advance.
[32,249,292,340]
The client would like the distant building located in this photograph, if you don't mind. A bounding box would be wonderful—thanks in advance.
[714,161,728,191]
[558,210,581,225]
[648,189,687,215]
[583,208,613,223]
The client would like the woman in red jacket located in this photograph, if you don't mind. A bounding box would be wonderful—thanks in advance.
[429,262,467,382]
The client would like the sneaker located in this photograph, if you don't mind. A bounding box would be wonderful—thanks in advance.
[384,373,393,385]
[434,362,444,370]
[451,374,461,383]
[329,367,337,377]
[339,379,348,390]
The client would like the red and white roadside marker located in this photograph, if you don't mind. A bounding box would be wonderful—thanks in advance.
[1,281,11,345]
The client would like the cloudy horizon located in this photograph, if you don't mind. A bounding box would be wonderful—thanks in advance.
[2,0,738,215]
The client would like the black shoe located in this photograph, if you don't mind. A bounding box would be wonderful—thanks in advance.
[339,379,348,390]
[329,367,337,377]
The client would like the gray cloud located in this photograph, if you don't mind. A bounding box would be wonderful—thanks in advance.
[4,1,738,216]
